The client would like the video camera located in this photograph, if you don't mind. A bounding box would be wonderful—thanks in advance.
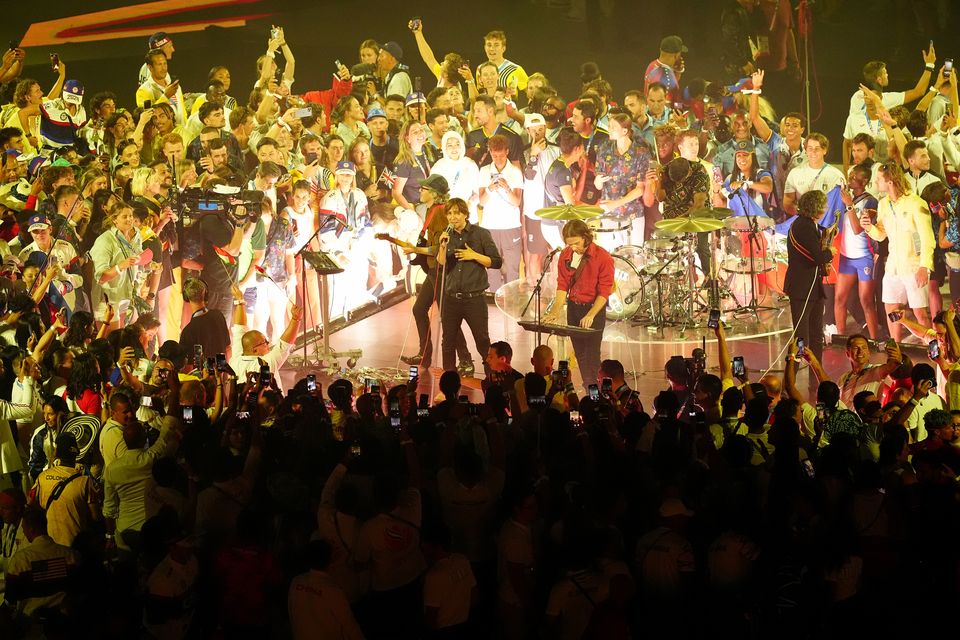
[179,186,264,226]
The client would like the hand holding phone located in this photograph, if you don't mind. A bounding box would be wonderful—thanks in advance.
[707,308,720,329]
[796,338,806,358]
[732,356,745,378]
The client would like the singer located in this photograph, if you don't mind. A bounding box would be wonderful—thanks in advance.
[437,198,502,374]
[544,220,614,387]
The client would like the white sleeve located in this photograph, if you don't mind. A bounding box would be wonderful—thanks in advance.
[842,114,855,140]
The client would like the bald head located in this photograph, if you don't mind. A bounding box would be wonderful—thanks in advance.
[531,345,554,375]
[241,330,266,355]
[760,373,782,400]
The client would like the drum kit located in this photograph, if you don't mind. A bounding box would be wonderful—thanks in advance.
[527,204,784,331]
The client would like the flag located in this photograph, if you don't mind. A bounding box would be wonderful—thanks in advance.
[726,187,768,218]
[819,185,847,229]
[212,245,236,265]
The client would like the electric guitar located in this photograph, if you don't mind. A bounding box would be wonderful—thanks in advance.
[375,233,433,267]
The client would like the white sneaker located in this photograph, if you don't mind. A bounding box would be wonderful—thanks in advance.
[823,323,837,344]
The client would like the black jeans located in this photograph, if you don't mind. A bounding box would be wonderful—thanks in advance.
[789,290,825,389]
[413,272,470,366]
[567,301,606,388]
[441,295,490,372]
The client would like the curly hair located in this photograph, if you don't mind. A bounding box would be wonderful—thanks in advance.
[62,311,95,350]
[797,190,827,219]
[13,79,39,108]
[66,352,102,401]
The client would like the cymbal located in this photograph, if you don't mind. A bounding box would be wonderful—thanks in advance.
[655,216,726,234]
[535,204,605,221]
[724,215,776,232]
[689,206,733,220]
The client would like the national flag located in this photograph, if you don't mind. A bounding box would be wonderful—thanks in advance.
[212,245,236,265]
[726,187,768,218]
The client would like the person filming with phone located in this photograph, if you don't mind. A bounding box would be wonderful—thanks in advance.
[544,220,614,388]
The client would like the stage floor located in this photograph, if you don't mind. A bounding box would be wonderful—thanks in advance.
[280,288,863,404]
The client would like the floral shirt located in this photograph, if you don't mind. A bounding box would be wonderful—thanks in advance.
[596,139,652,220]
[259,214,296,284]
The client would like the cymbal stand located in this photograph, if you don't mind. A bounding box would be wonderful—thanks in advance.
[632,250,682,329]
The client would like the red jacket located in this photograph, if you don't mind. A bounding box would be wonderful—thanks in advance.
[301,76,354,133]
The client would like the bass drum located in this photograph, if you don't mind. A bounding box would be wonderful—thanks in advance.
[606,250,645,321]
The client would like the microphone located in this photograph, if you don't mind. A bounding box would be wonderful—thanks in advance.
[546,246,562,259]
[317,209,354,233]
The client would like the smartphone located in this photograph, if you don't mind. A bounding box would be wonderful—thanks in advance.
[529,396,547,408]
[350,442,362,456]
[246,391,258,409]
[50,53,59,71]
[183,406,194,424]
[946,58,954,79]
[732,356,745,377]
[559,360,569,372]
[928,339,941,360]
[205,357,215,373]
[887,310,903,323]
[458,394,468,403]
[216,353,227,371]
[270,26,280,40]
[390,415,402,430]
[815,402,826,421]
[193,344,203,370]
[259,364,271,385]
[410,17,422,30]
[588,384,600,401]
[601,377,613,394]
[796,338,806,358]
[370,383,380,396]
[306,373,317,392]
[237,411,250,419]
[294,107,312,119]
[304,151,318,165]
[570,410,582,430]
[409,365,418,381]
[417,408,430,418]
[389,400,400,414]
[707,308,720,329]
[801,459,815,479]
[414,76,422,92]
[8,41,18,51]
[334,59,343,70]
[143,99,152,109]
[490,172,501,183]
[141,395,153,407]
[419,393,428,409]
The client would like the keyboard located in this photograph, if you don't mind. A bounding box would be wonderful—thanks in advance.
[302,251,344,275]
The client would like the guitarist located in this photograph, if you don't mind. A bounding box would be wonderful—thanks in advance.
[390,174,473,372]
[786,190,836,368]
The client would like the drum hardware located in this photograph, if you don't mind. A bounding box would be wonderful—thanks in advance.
[726,192,779,318]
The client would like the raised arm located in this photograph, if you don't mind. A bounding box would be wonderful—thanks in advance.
[715,319,733,384]
[748,71,773,142]
[276,27,295,85]
[409,20,440,75]
[47,60,66,100]
[783,339,805,404]
[901,43,937,105]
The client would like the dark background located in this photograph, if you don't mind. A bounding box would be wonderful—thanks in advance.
[3,0,956,162]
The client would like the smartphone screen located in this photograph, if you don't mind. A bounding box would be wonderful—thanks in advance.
[458,395,468,403]
[887,310,902,323]
[601,377,613,393]
[371,384,380,396]
[259,365,271,385]
[928,340,941,360]
[588,384,599,401]
[797,338,806,358]
[816,403,826,420]
[183,406,194,423]
[216,353,227,370]
[559,360,568,371]
[732,356,745,377]
[141,395,152,407]
[409,366,418,381]
[707,308,720,329]
[306,374,317,392]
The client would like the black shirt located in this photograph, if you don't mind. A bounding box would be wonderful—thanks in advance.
[581,127,609,165]
[370,137,399,172]
[179,308,230,361]
[544,158,574,208]
[464,124,524,167]
[441,223,503,294]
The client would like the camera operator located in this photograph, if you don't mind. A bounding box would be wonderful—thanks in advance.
[178,178,251,320]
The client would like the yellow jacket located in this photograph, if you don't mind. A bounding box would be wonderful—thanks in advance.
[865,192,934,275]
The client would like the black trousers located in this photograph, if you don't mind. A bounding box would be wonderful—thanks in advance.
[441,296,490,372]
[567,301,606,388]
[789,287,825,388]
[412,271,470,366]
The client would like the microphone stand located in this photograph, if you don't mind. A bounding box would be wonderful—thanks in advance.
[732,188,778,318]
[295,221,328,368]
[520,248,560,346]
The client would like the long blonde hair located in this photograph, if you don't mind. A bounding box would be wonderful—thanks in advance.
[394,121,425,167]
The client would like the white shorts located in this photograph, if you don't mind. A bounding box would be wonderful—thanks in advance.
[882,272,929,309]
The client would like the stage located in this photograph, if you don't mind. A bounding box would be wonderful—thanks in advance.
[278,279,866,403]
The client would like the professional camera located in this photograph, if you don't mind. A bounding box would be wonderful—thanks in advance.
[179,186,264,226]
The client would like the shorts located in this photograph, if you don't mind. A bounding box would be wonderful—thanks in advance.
[881,271,929,309]
[523,217,551,255]
[838,255,874,282]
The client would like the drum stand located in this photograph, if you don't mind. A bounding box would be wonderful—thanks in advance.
[731,194,779,319]
[631,251,684,329]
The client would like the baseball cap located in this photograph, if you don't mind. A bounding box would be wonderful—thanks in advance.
[27,214,50,232]
[524,113,546,128]
[27,156,49,181]
[405,92,426,107]
[366,107,387,121]
[419,173,449,195]
[62,79,84,105]
[734,139,755,154]
[381,41,403,62]
[660,35,688,54]
[335,160,356,175]
[55,432,80,459]
[148,32,172,49]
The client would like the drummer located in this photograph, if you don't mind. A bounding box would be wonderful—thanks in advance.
[658,152,713,279]
[593,113,654,251]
